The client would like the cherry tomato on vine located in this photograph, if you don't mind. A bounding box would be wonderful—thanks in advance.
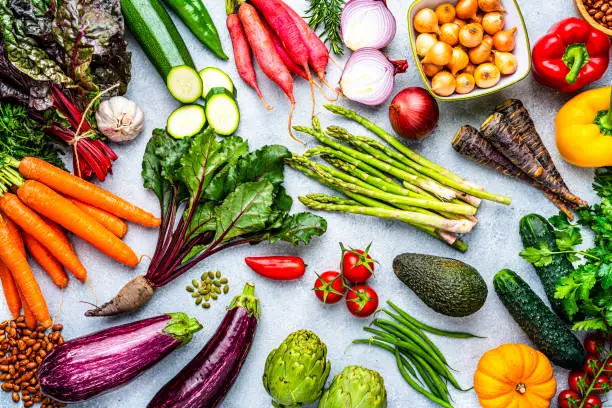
[603,360,612,375]
[584,394,603,408]
[340,242,376,283]
[568,370,591,393]
[558,389,580,408]
[592,373,610,394]
[584,356,603,377]
[585,334,606,356]
[345,284,379,318]
[314,271,346,304]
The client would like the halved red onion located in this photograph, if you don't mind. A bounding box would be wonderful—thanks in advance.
[341,0,397,51]
[339,47,407,106]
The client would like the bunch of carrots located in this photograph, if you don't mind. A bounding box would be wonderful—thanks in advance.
[0,157,160,330]
[226,0,336,140]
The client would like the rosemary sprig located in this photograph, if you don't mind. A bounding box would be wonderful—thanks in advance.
[305,0,345,56]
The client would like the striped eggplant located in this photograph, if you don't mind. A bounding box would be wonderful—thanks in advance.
[38,313,202,403]
[147,282,260,407]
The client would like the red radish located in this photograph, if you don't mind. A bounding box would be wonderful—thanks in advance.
[389,87,439,140]
[278,0,337,98]
[238,2,298,141]
[249,0,317,113]
[261,19,307,79]
[226,13,272,110]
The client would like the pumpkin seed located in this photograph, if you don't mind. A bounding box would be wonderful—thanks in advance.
[186,286,194,292]
[195,297,202,305]
[223,285,229,294]
[203,303,211,309]
[192,280,199,288]
[215,271,221,278]
[211,293,218,300]
[220,278,228,284]
[208,271,215,279]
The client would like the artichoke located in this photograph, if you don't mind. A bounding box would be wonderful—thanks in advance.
[318,366,387,408]
[263,330,331,408]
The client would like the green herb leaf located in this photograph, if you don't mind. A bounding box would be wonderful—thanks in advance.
[519,242,554,267]
[572,318,607,332]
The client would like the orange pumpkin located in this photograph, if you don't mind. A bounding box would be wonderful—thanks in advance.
[474,344,557,408]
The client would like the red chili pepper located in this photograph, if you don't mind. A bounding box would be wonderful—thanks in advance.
[532,17,610,93]
[244,256,305,280]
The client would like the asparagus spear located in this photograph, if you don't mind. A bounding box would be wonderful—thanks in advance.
[299,195,474,234]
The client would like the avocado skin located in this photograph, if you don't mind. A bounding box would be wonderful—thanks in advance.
[393,253,488,317]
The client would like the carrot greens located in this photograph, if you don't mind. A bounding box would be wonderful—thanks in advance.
[87,128,327,316]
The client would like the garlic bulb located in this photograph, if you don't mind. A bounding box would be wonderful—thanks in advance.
[95,96,145,143]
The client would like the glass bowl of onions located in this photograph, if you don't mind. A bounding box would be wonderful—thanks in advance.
[408,0,531,101]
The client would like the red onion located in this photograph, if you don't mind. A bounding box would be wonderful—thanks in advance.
[388,87,439,140]
[339,48,408,106]
[341,0,396,50]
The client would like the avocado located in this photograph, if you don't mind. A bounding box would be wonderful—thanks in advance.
[393,253,487,317]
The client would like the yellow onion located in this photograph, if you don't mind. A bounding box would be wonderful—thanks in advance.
[474,63,500,88]
[431,71,456,96]
[414,8,440,34]
[453,18,467,27]
[462,62,477,75]
[494,51,518,74]
[416,33,438,57]
[468,35,493,64]
[435,3,456,24]
[459,23,484,48]
[472,12,484,23]
[478,0,505,12]
[482,12,505,35]
[455,0,478,20]
[439,23,460,46]
[493,27,517,52]
[455,73,475,94]
[421,40,453,66]
[447,47,469,75]
[422,63,443,77]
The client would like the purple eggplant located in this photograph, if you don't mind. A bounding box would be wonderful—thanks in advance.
[38,313,202,403]
[148,282,260,408]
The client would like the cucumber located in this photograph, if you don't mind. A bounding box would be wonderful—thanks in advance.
[122,0,195,79]
[166,105,206,139]
[519,214,574,322]
[205,88,240,136]
[167,66,203,103]
[199,68,235,98]
[494,269,585,369]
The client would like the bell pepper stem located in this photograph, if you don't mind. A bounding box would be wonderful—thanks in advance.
[563,44,590,85]
[595,85,612,133]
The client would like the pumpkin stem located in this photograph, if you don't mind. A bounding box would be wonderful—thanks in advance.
[515,383,527,394]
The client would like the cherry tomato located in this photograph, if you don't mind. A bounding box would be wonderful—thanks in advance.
[603,360,612,374]
[592,373,610,394]
[558,389,580,408]
[341,243,376,283]
[584,394,602,408]
[314,271,346,304]
[584,356,603,377]
[345,284,379,318]
[585,334,606,356]
[568,370,591,393]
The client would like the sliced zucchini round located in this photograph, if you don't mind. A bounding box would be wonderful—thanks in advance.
[199,67,235,98]
[166,105,206,139]
[167,65,203,104]
[205,87,240,136]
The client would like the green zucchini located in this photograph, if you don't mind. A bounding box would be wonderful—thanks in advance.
[493,269,585,369]
[167,66,203,103]
[199,68,235,98]
[205,88,240,136]
[166,105,206,139]
[519,214,574,322]
[122,0,195,79]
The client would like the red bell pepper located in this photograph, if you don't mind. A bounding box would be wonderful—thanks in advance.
[244,256,305,280]
[532,17,610,93]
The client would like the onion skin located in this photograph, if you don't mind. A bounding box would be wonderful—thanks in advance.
[455,0,478,20]
[389,87,439,140]
[474,63,500,88]
[482,12,504,35]
[341,0,397,50]
[455,73,475,94]
[414,8,440,34]
[493,27,517,52]
[440,23,460,46]
[435,3,456,24]
[459,23,484,48]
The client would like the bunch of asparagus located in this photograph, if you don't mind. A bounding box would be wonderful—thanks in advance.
[453,99,586,218]
[288,105,512,252]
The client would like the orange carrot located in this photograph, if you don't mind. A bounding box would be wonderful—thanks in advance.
[69,199,128,238]
[0,194,87,281]
[0,262,20,318]
[0,213,51,328]
[18,157,161,227]
[23,232,69,288]
[17,181,139,267]
[5,216,25,256]
[19,290,37,330]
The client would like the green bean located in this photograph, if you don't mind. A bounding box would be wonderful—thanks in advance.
[387,301,484,339]
[374,319,446,364]
[394,349,453,408]
[352,338,418,379]
[412,354,450,400]
[405,352,447,402]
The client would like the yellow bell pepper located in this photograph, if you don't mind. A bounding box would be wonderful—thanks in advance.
[556,86,612,167]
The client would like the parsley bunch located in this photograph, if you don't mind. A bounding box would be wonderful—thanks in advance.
[520,168,612,332]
